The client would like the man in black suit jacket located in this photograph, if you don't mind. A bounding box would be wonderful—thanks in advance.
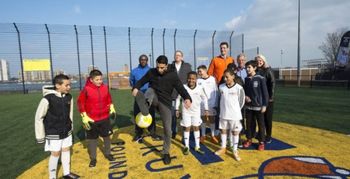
[168,50,192,139]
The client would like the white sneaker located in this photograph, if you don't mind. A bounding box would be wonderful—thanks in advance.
[233,150,241,161]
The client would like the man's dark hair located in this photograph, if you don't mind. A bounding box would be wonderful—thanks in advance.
[89,69,103,79]
[197,65,207,70]
[139,54,148,61]
[220,42,229,48]
[156,55,168,64]
[53,74,69,86]
[187,71,198,78]
[245,60,258,68]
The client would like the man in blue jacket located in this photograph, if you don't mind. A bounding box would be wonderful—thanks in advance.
[130,54,161,142]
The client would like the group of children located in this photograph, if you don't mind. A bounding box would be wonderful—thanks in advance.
[34,58,268,178]
[175,59,269,161]
[35,69,116,179]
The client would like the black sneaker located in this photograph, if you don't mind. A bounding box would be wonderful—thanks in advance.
[104,154,115,161]
[265,138,272,144]
[133,135,143,143]
[63,172,80,179]
[89,159,96,167]
[151,134,163,141]
[162,154,171,165]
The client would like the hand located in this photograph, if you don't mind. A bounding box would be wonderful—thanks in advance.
[81,112,94,130]
[132,88,139,97]
[245,96,251,103]
[261,106,266,113]
[175,110,180,118]
[269,98,274,102]
[184,99,191,109]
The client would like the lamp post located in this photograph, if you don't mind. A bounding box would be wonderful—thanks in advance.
[280,49,283,68]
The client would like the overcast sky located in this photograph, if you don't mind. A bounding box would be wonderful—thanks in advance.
[1,0,349,69]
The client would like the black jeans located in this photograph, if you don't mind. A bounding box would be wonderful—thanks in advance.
[264,101,274,140]
[246,109,265,143]
[134,100,156,136]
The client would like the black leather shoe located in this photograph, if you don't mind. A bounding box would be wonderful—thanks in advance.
[104,154,115,161]
[89,159,96,167]
[171,133,176,139]
[162,154,171,165]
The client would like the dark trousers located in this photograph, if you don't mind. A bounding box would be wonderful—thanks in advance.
[136,88,172,154]
[246,109,265,143]
[133,100,156,136]
[171,100,177,136]
[264,101,274,140]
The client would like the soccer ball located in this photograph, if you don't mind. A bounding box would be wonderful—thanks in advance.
[135,112,153,128]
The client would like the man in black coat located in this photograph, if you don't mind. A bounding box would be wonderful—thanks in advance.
[132,55,192,165]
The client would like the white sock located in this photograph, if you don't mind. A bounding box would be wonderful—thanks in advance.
[61,150,70,176]
[194,130,200,149]
[233,134,239,151]
[201,123,206,136]
[221,133,227,149]
[229,132,234,148]
[49,155,59,179]
[184,131,190,148]
[210,124,215,136]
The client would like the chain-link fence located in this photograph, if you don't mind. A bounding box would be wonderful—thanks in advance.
[0,23,256,93]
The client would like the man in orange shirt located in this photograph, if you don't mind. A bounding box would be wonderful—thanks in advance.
[208,42,235,85]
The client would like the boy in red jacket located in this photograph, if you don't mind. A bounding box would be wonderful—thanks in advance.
[77,69,116,167]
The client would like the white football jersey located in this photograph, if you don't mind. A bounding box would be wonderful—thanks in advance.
[176,84,208,116]
[219,83,245,121]
[197,76,219,115]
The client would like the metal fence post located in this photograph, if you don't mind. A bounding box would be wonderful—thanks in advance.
[242,33,245,53]
[193,29,197,70]
[211,30,216,59]
[151,28,154,67]
[229,31,234,57]
[44,24,54,80]
[174,29,177,53]
[103,26,110,87]
[162,28,166,55]
[89,25,95,68]
[13,23,26,94]
[74,25,82,90]
[128,27,132,72]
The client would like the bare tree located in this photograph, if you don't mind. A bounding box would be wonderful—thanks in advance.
[319,28,348,67]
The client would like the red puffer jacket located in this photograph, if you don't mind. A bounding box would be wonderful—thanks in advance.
[77,78,112,122]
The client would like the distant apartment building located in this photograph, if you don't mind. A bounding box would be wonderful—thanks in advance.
[0,59,10,81]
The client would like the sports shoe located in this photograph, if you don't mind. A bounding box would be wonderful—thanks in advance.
[258,142,265,151]
[133,135,143,143]
[200,136,206,143]
[215,148,226,156]
[265,137,272,144]
[162,154,171,165]
[195,147,205,155]
[63,172,80,179]
[233,150,241,161]
[211,135,219,144]
[89,159,96,167]
[183,147,189,155]
[151,134,163,141]
[104,154,115,161]
[243,140,252,148]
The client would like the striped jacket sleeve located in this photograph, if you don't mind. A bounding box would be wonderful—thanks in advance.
[35,98,49,143]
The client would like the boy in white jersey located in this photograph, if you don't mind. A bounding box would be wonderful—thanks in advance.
[215,69,245,161]
[197,65,219,144]
[176,71,209,155]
